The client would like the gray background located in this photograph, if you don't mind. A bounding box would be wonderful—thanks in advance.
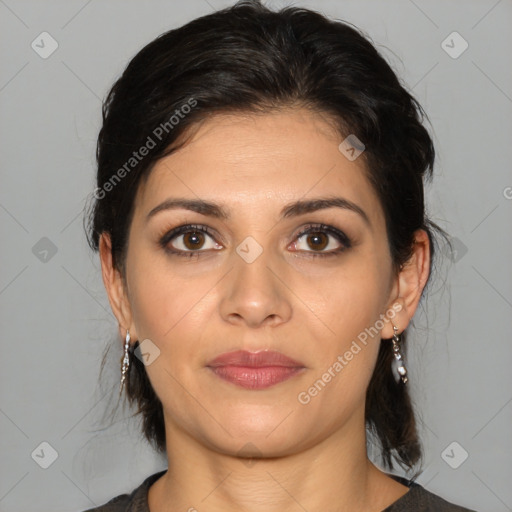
[1,0,511,511]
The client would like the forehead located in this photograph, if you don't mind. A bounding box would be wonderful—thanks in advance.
[136,109,384,226]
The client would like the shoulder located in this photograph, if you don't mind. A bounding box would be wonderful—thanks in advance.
[384,477,479,512]
[81,470,167,512]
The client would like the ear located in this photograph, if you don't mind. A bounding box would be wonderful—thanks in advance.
[99,232,138,342]
[381,229,431,339]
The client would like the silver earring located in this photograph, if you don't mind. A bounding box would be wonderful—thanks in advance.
[391,324,408,384]
[119,329,131,395]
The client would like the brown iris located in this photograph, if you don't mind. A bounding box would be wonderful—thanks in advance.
[306,232,328,251]
[183,231,206,250]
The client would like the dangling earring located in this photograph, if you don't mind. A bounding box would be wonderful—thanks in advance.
[119,329,131,396]
[391,324,408,384]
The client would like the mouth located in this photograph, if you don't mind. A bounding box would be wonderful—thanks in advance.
[206,349,306,390]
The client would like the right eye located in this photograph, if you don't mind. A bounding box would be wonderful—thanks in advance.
[159,224,223,258]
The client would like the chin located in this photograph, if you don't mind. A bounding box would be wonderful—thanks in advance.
[204,412,304,454]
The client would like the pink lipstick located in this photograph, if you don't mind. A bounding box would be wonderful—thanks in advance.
[206,349,306,390]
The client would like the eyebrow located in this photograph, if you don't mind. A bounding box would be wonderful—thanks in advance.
[146,196,371,226]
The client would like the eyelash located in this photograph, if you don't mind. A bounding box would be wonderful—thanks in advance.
[158,223,352,259]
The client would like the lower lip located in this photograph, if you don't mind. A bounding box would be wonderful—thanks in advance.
[208,365,305,389]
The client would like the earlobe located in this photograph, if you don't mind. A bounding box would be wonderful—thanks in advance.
[381,229,431,339]
[99,232,137,340]
[381,297,408,339]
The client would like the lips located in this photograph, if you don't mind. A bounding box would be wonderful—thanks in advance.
[207,349,304,368]
[206,350,306,390]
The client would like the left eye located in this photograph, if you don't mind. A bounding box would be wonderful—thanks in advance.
[291,224,351,257]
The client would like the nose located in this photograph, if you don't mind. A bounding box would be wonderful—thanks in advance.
[218,245,293,329]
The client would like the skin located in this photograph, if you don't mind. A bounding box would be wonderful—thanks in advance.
[100,108,430,512]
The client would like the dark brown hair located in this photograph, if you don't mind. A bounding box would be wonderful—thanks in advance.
[85,0,449,475]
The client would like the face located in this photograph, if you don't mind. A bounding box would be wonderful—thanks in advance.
[112,108,407,457]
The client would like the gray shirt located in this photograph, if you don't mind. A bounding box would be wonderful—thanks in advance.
[83,470,478,512]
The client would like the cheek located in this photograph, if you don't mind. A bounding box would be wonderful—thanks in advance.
[308,257,388,335]
[295,255,390,393]
[128,272,172,339]
[126,248,211,340]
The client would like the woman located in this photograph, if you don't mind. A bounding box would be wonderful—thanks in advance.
[84,1,477,510]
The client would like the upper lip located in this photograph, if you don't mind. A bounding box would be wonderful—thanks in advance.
[207,349,305,368]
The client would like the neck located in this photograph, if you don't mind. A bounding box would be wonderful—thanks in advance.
[148,407,405,512]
